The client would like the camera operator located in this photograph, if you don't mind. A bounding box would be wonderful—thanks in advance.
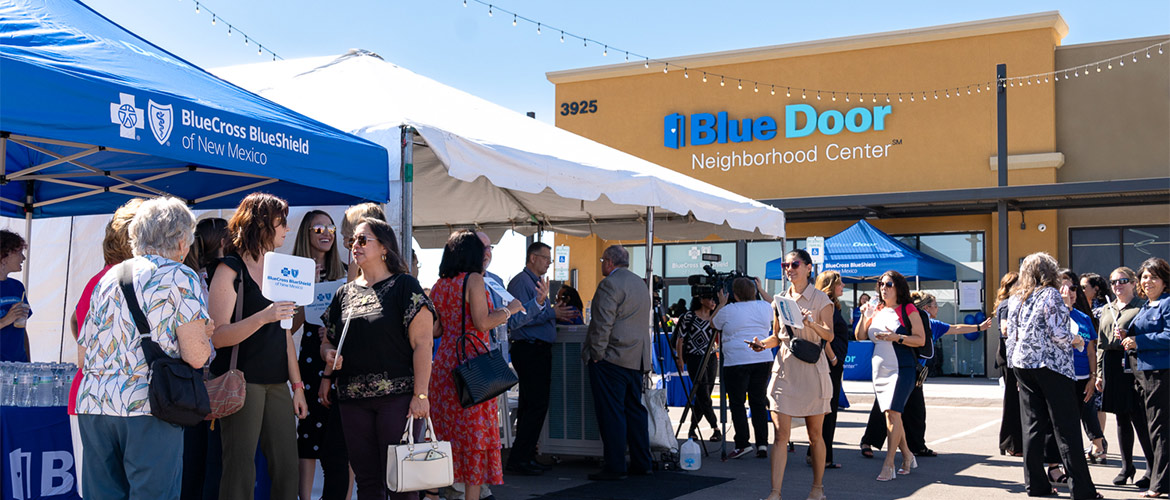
[711,277,775,459]
[673,294,720,442]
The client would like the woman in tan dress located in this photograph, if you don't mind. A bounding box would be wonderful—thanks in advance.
[750,249,833,500]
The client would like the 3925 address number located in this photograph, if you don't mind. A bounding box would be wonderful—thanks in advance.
[560,100,598,116]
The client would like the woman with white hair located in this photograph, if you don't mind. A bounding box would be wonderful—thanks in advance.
[1004,252,1100,499]
[75,196,214,499]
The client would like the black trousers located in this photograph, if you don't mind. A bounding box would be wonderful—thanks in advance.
[1000,365,1024,454]
[1115,382,1156,479]
[861,383,926,452]
[723,362,771,449]
[588,360,653,474]
[180,420,222,500]
[1015,367,1098,499]
[815,361,845,463]
[1135,368,1170,494]
[320,395,352,500]
[683,352,718,432]
[509,340,553,466]
[1075,378,1105,441]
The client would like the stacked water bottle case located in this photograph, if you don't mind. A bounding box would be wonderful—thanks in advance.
[0,362,76,407]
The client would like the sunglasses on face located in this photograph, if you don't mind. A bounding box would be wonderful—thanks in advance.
[879,281,895,289]
[353,235,372,248]
[311,224,336,236]
[1110,278,1131,286]
[780,261,802,270]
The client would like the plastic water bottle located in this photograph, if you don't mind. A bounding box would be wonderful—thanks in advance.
[17,369,34,407]
[0,363,13,406]
[680,438,701,471]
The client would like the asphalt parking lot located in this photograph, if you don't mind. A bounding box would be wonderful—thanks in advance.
[488,377,1152,500]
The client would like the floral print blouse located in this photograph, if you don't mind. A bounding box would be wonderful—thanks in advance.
[1003,287,1077,380]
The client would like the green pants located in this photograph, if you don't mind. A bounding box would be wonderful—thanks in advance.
[218,383,298,500]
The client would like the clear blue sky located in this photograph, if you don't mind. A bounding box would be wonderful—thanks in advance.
[83,0,1168,124]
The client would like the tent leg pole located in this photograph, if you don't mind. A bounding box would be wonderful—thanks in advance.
[400,127,413,264]
[22,185,32,286]
[645,205,654,323]
[915,275,920,291]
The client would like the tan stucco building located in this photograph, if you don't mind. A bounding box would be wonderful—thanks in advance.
[546,12,1169,376]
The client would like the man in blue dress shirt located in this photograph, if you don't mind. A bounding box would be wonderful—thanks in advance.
[505,241,578,475]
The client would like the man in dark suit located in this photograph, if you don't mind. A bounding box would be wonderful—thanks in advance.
[583,245,653,480]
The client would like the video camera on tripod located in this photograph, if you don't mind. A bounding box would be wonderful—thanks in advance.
[687,254,758,303]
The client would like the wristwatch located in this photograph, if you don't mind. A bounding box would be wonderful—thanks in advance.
[897,335,905,344]
[416,394,428,400]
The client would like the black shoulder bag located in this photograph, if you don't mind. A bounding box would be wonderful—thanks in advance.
[896,304,931,388]
[776,300,825,364]
[118,262,211,426]
[452,273,518,408]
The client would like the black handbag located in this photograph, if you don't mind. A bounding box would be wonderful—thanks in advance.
[118,262,211,426]
[786,325,824,364]
[451,274,518,409]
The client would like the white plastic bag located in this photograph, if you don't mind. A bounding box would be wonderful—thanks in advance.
[642,388,678,453]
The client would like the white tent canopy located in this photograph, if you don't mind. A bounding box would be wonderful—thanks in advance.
[215,50,785,247]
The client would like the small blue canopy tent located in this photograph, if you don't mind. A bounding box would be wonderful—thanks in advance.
[0,0,390,220]
[766,220,956,282]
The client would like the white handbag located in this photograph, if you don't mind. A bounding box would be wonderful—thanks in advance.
[386,416,454,493]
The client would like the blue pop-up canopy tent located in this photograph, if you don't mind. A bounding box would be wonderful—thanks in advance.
[766,220,956,282]
[0,0,390,220]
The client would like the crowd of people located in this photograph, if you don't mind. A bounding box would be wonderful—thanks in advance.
[2,191,1164,500]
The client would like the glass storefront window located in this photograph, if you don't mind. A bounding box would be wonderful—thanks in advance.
[747,241,785,297]
[626,245,664,279]
[664,242,736,278]
[1070,225,1170,280]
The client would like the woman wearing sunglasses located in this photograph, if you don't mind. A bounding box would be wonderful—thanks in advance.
[1098,266,1155,489]
[290,210,351,500]
[1122,257,1170,498]
[322,218,436,500]
[854,270,924,482]
[208,192,307,500]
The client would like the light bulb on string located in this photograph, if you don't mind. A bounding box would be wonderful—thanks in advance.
[786,87,791,97]
[1044,76,1048,83]
[602,45,607,56]
[512,15,516,26]
[1074,69,1079,77]
[966,86,971,95]
[211,15,215,25]
[872,95,876,103]
[702,73,707,83]
[885,94,891,103]
[831,92,836,102]
[536,23,541,34]
[754,83,759,93]
[1108,61,1112,69]
[488,5,492,16]
[644,58,649,69]
[910,94,914,102]
[625,52,628,62]
[463,0,467,6]
[737,80,742,90]
[227,26,231,36]
[898,94,903,102]
[720,77,725,87]
[663,64,668,74]
[845,93,849,102]
[1096,64,1101,72]
[582,38,587,47]
[923,91,928,100]
[772,86,777,96]
[933,91,938,99]
[1146,49,1151,58]
[1009,80,1014,87]
[560,31,564,43]
[194,2,199,13]
[946,89,950,98]
[244,37,248,45]
[1133,54,1137,63]
[1159,45,1163,55]
[258,45,262,56]
[1120,58,1124,67]
[684,69,689,79]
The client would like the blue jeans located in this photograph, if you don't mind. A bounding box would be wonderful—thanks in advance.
[79,414,183,500]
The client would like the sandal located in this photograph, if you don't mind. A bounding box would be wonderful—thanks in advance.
[860,444,874,459]
[761,489,782,500]
[806,485,826,500]
[710,430,722,442]
[876,465,897,481]
[1047,465,1068,484]
[825,462,842,469]
[1139,493,1165,498]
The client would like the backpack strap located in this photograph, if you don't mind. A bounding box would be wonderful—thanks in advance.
[216,255,245,369]
[117,261,167,365]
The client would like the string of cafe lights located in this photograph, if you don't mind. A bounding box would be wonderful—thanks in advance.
[176,0,282,61]
[462,0,1167,104]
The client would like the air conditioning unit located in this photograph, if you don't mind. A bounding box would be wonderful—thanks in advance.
[539,326,604,457]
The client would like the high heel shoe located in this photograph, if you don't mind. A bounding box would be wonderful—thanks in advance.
[761,489,782,500]
[898,457,915,475]
[1091,439,1108,465]
[877,465,897,481]
[1113,468,1135,486]
[806,485,826,500]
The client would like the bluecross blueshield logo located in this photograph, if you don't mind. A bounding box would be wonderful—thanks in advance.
[148,100,173,145]
[280,267,299,278]
[109,93,144,140]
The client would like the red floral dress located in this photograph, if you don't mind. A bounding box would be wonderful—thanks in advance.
[429,273,502,486]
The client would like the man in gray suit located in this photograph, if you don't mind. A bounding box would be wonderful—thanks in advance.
[583,245,654,480]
